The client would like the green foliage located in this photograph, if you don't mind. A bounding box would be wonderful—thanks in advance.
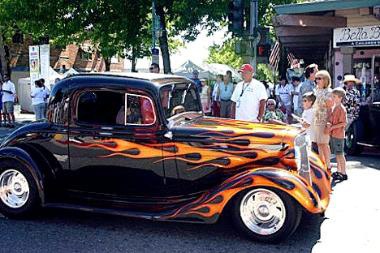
[0,0,153,66]
[207,38,243,69]
[256,64,276,82]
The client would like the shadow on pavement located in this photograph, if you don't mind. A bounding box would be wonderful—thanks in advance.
[0,208,325,253]
[347,149,380,171]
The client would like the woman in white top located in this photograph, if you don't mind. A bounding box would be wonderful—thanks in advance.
[200,79,211,115]
[31,79,49,120]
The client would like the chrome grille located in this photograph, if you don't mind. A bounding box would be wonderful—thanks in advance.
[294,134,311,185]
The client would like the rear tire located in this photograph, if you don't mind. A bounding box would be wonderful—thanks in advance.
[345,120,363,155]
[0,159,40,218]
[232,187,302,243]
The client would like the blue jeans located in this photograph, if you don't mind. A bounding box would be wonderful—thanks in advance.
[34,103,46,121]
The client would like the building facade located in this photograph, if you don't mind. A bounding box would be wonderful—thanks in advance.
[273,0,380,89]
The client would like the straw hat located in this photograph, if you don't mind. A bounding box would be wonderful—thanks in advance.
[343,74,360,84]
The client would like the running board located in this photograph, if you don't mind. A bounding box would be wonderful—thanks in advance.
[357,142,379,147]
[44,203,156,220]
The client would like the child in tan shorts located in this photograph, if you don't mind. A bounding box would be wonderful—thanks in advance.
[326,87,348,181]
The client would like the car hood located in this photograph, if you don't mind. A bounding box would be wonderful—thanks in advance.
[170,116,301,147]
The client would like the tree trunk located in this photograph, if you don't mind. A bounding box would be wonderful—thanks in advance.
[131,46,137,72]
[104,58,111,71]
[0,34,8,78]
[156,5,171,74]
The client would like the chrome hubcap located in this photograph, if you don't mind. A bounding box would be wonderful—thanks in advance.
[0,169,30,208]
[240,189,286,235]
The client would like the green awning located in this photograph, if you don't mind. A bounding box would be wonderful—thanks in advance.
[275,0,380,15]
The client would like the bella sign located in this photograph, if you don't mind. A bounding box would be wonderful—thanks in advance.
[333,25,380,48]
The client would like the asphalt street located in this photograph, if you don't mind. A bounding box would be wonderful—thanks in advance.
[0,108,379,252]
[0,105,34,143]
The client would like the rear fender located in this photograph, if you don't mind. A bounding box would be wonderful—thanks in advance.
[0,147,45,204]
[162,167,323,223]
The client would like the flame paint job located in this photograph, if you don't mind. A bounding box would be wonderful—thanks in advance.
[69,116,331,222]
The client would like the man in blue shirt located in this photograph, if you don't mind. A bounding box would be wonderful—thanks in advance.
[219,74,234,118]
[191,70,202,93]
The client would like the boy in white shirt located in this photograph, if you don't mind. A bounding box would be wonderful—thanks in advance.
[301,92,316,148]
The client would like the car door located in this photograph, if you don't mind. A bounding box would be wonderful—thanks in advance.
[369,94,380,143]
[66,84,166,200]
[369,55,380,143]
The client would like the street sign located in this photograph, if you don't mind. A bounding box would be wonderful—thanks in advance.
[151,48,159,65]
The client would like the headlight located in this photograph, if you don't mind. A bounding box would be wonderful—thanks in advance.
[294,134,311,184]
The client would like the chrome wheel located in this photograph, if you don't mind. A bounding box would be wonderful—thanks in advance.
[0,169,30,208]
[240,188,286,235]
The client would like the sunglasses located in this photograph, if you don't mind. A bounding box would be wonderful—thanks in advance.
[267,103,275,106]
[315,77,323,81]
[149,67,155,70]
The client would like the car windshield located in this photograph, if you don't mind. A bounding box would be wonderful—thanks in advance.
[160,82,202,119]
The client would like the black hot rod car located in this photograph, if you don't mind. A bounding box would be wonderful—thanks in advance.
[0,73,331,242]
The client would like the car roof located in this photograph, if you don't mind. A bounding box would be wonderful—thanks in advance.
[52,72,194,98]
[76,72,191,86]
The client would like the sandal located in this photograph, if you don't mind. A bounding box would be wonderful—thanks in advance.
[332,172,348,181]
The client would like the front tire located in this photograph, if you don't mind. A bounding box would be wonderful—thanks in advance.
[0,159,40,218]
[232,188,302,243]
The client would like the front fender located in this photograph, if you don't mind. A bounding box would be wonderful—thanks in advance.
[162,167,326,223]
[0,147,45,204]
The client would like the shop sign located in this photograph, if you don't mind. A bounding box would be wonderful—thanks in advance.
[29,45,40,91]
[333,25,380,48]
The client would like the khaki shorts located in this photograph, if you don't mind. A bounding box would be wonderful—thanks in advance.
[330,137,344,155]
[3,101,14,114]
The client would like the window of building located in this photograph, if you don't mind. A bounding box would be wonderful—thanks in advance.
[79,50,92,61]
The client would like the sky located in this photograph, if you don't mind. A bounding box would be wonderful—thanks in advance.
[127,26,229,71]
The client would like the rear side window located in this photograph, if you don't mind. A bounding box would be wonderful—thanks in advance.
[77,90,124,125]
[77,90,156,126]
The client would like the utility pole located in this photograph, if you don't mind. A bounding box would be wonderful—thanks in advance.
[249,0,258,72]
[151,0,159,65]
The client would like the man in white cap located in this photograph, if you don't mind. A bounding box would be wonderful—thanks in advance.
[231,64,268,122]
[343,74,361,129]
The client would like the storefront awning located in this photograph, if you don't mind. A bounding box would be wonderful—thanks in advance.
[272,0,380,62]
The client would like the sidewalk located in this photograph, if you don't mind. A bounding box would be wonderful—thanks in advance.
[0,105,35,142]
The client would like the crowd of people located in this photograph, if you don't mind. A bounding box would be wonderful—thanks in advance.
[148,61,364,182]
[0,74,51,125]
[0,60,363,183]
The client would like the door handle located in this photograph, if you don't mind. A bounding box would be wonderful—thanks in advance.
[99,132,113,136]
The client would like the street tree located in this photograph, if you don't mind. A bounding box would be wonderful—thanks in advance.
[155,0,231,73]
[0,0,152,71]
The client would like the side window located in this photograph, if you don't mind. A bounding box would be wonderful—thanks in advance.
[125,94,156,125]
[77,90,124,125]
[77,90,156,126]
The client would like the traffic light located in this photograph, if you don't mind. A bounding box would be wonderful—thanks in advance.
[228,0,244,36]
[257,44,270,57]
[257,44,271,64]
